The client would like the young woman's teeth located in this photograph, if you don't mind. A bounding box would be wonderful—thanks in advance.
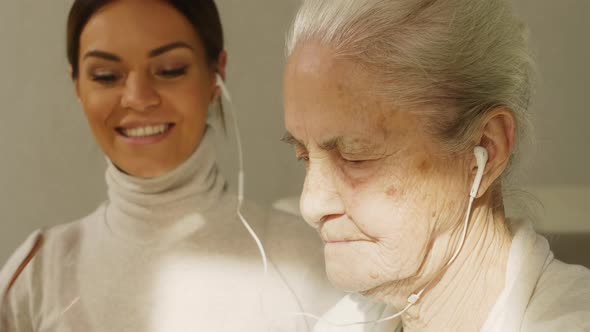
[123,124,169,138]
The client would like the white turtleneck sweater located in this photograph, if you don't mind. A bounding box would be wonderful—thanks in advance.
[0,130,342,331]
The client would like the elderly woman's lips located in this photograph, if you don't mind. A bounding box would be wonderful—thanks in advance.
[320,221,372,243]
[321,234,360,243]
[324,239,363,244]
[321,235,370,244]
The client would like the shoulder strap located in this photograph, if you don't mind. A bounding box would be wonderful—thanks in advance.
[2,232,44,302]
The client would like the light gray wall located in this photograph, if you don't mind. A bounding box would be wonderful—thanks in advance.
[0,1,107,265]
[0,0,588,265]
[512,0,590,187]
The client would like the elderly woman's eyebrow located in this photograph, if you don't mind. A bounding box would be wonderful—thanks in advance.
[282,133,381,154]
[319,137,341,151]
[327,137,381,154]
[281,132,303,147]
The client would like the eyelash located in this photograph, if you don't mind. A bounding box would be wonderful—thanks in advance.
[89,66,188,85]
[157,66,188,78]
[91,73,119,84]
[296,153,309,162]
[294,153,369,169]
[342,158,367,166]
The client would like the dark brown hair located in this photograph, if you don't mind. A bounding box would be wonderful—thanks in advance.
[67,0,224,78]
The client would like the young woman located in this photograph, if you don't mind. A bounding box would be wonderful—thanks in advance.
[0,1,339,330]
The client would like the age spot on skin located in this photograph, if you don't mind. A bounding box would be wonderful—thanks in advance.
[418,159,432,174]
[385,186,397,197]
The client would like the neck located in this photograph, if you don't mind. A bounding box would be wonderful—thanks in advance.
[105,129,227,243]
[367,198,512,332]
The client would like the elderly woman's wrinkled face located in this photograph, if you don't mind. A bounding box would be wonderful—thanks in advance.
[283,43,471,292]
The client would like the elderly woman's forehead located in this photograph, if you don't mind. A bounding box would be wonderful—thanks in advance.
[285,42,421,145]
[287,43,371,86]
[287,110,412,151]
[287,42,338,72]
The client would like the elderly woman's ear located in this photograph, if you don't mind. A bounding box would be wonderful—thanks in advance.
[472,107,516,198]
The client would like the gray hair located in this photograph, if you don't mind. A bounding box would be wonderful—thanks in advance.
[286,0,534,161]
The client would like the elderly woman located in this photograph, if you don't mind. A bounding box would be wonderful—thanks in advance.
[282,0,590,331]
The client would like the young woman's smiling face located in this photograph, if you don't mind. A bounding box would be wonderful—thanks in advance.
[75,0,221,177]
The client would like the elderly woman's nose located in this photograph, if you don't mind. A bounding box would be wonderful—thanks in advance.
[300,162,344,227]
[121,72,161,111]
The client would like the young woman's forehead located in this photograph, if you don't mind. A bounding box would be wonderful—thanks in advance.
[80,1,202,54]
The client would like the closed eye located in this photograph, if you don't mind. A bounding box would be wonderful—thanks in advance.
[157,66,188,78]
[339,153,382,168]
[91,73,120,84]
[343,158,366,165]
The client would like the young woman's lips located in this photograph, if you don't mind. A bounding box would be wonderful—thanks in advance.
[116,123,175,146]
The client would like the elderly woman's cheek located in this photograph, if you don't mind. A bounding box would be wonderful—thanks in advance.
[383,186,437,274]
[335,161,391,194]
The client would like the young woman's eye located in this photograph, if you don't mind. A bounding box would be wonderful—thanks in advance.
[91,73,120,84]
[157,66,188,78]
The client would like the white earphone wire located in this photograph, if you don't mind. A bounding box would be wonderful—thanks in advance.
[216,75,269,277]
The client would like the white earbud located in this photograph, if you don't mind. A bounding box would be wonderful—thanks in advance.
[470,146,488,198]
[215,73,229,101]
